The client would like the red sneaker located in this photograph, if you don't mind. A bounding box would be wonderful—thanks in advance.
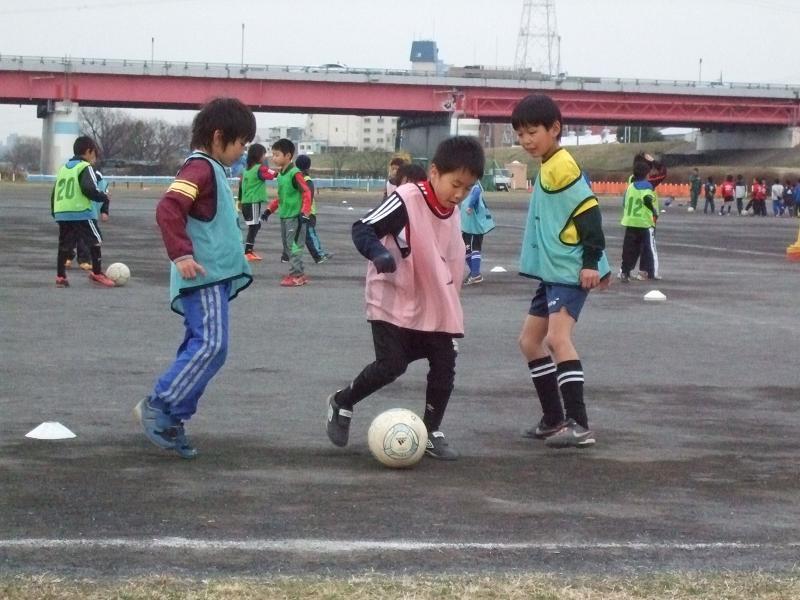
[89,272,116,287]
[279,274,307,287]
[55,276,69,288]
[244,251,262,262]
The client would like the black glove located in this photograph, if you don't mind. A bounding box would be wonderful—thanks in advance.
[372,250,396,274]
[260,209,271,222]
[299,213,311,224]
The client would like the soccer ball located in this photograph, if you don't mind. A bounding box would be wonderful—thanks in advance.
[105,262,130,286]
[687,206,695,213]
[367,408,428,468]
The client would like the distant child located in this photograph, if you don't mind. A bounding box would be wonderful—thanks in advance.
[134,97,255,459]
[52,136,115,288]
[619,153,659,283]
[512,94,611,449]
[688,168,702,212]
[326,136,485,460]
[239,143,276,261]
[771,179,785,217]
[295,154,333,263]
[734,174,747,216]
[781,180,794,217]
[260,138,313,286]
[460,181,495,285]
[703,176,716,214]
[638,157,666,280]
[719,174,735,215]
[383,156,407,199]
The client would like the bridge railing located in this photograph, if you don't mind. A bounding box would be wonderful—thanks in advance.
[2,53,799,96]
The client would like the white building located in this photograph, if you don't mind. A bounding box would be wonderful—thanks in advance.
[304,114,398,152]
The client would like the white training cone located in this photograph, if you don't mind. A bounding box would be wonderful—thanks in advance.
[342,200,348,204]
[347,206,354,210]
[25,422,76,440]
[490,266,507,273]
[643,290,667,302]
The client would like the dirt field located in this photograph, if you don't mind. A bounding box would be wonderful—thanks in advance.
[2,184,800,583]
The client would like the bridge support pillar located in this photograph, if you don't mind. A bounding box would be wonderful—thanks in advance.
[397,115,482,160]
[39,101,81,175]
[696,126,800,152]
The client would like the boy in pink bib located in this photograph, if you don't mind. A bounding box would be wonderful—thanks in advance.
[326,137,485,460]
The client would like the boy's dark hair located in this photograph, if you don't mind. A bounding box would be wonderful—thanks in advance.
[295,154,311,171]
[389,157,406,167]
[190,97,256,151]
[632,152,651,181]
[397,162,427,183]
[272,138,295,157]
[73,136,98,157]
[430,136,485,179]
[726,174,733,181]
[511,94,562,139]
[246,143,266,168]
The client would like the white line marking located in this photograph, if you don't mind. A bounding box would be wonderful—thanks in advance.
[0,538,797,553]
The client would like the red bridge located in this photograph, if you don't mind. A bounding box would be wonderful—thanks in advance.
[1,55,799,126]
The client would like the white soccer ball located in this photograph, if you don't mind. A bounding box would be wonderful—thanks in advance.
[367,408,428,468]
[105,262,130,286]
[687,206,695,213]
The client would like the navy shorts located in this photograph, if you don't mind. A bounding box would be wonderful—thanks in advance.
[528,282,588,322]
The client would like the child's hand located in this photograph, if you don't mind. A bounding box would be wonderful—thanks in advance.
[175,258,206,280]
[579,268,601,290]
[100,213,109,222]
[373,250,397,274]
[596,275,611,291]
[465,207,474,215]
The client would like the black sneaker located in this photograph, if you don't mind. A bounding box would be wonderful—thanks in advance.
[425,430,458,460]
[522,417,566,440]
[326,393,352,447]
[545,419,596,449]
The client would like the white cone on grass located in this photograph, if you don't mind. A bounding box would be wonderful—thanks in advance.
[643,290,667,302]
[25,422,76,440]
[490,266,507,273]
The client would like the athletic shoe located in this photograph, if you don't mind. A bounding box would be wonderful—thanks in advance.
[326,393,352,447]
[55,276,69,288]
[79,262,92,271]
[280,274,307,287]
[522,417,566,440]
[635,272,649,281]
[315,253,332,264]
[425,430,459,460]
[280,254,289,263]
[617,271,630,283]
[167,423,198,459]
[464,274,484,286]
[244,251,262,262]
[89,272,116,287]
[64,259,73,268]
[545,418,596,449]
[133,398,197,459]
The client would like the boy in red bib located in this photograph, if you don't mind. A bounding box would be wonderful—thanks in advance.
[326,137,485,460]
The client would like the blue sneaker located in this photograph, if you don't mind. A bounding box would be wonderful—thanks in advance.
[134,398,198,459]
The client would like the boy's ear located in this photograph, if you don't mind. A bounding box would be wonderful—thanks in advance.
[551,120,562,137]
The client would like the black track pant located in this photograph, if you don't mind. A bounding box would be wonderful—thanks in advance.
[337,321,458,432]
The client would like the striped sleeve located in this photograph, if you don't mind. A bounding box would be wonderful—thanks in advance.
[352,192,408,260]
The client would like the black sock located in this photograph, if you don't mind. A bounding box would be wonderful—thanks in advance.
[528,357,563,425]
[557,360,588,429]
[57,250,69,278]
[423,386,452,433]
[90,246,101,275]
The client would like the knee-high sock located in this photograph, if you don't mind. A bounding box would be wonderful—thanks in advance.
[557,359,587,428]
[529,357,563,425]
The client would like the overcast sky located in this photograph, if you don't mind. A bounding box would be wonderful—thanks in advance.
[1,0,798,141]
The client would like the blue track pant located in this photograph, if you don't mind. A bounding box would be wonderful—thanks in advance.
[151,282,230,422]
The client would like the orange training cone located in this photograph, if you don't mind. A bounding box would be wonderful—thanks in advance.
[786,226,800,261]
